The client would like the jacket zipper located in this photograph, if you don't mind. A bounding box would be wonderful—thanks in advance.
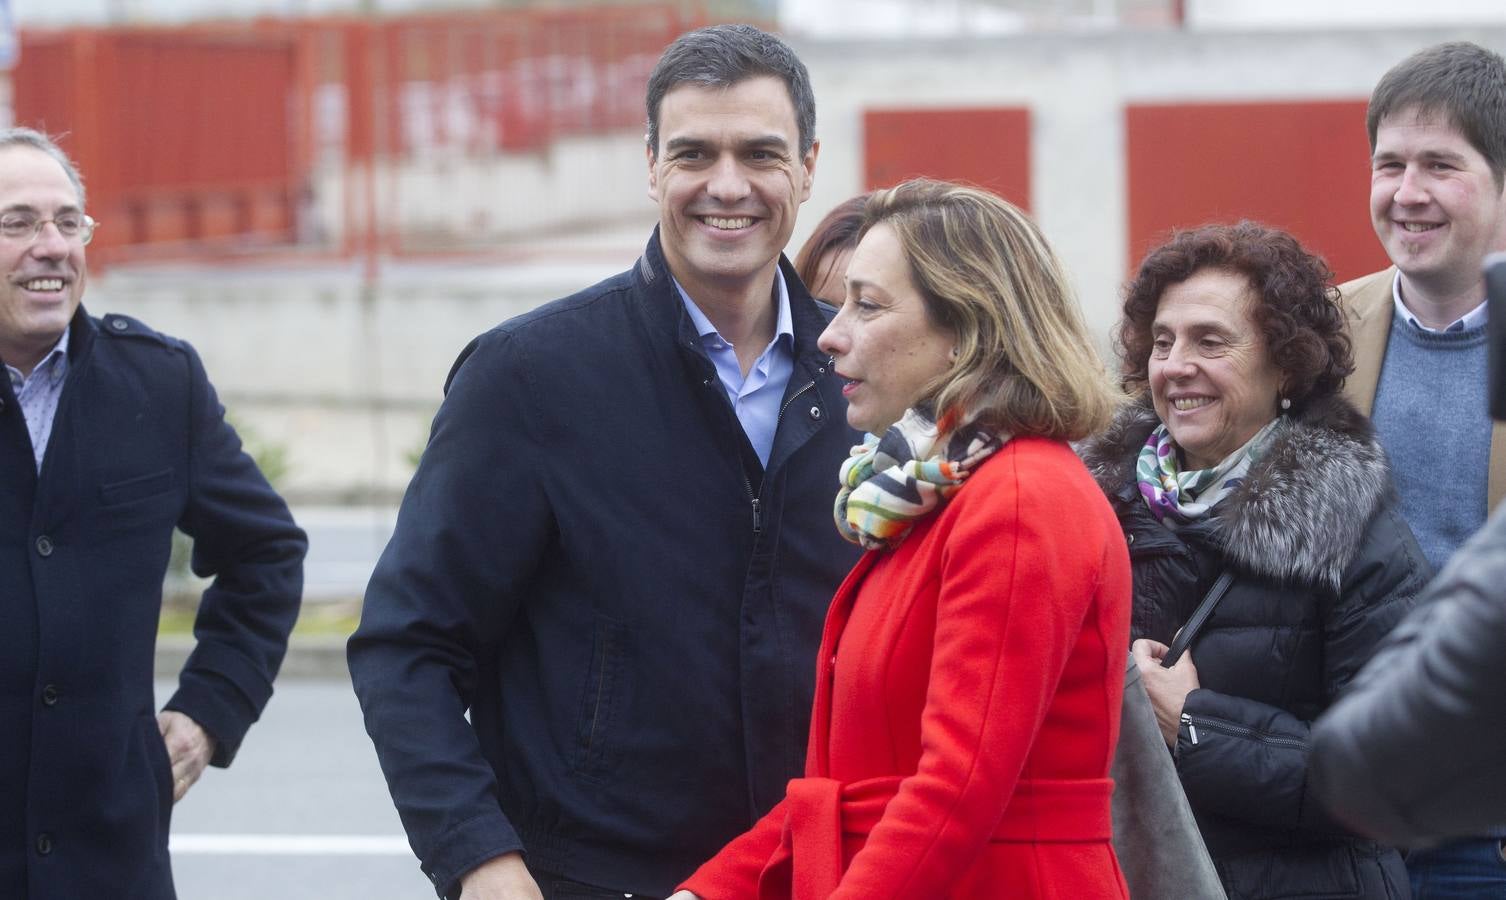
[741,376,820,535]
[1181,712,1305,750]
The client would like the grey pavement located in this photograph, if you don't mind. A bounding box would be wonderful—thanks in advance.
[160,678,435,900]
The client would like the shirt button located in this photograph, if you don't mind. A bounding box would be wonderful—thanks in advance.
[111,318,128,331]
[1127,534,1136,546]
[35,833,52,855]
[809,406,822,420]
[35,535,54,557]
[41,684,59,706]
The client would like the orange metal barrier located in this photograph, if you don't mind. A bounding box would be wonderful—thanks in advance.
[10,3,705,266]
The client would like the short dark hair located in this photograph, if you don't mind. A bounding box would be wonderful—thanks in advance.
[793,193,868,290]
[1367,41,1506,187]
[645,24,816,158]
[1118,222,1354,412]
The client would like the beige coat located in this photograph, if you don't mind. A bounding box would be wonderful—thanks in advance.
[1338,267,1506,510]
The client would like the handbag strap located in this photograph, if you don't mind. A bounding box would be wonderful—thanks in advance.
[1161,571,1233,668]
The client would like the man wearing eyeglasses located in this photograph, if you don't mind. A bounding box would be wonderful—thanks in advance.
[0,128,306,900]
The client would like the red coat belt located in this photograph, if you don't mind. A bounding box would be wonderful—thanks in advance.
[762,775,1115,900]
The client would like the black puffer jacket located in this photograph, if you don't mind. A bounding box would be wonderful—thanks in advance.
[1080,395,1429,900]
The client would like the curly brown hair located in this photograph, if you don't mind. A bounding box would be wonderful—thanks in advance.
[1117,221,1354,411]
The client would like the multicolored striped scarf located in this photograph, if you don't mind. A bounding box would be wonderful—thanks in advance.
[1136,418,1281,523]
[834,408,1008,550]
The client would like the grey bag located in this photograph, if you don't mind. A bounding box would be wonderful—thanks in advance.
[1111,653,1227,900]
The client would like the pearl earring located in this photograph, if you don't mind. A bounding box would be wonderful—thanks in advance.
[1280,397,1291,411]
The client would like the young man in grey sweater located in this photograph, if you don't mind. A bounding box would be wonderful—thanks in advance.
[1339,40,1506,897]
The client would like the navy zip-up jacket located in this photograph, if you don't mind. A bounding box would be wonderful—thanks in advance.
[349,230,861,899]
[0,308,306,900]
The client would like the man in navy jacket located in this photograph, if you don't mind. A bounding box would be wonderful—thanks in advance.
[349,24,861,900]
[0,128,306,899]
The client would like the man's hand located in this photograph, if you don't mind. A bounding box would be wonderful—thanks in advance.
[1131,638,1200,747]
[157,710,216,803]
[459,852,543,900]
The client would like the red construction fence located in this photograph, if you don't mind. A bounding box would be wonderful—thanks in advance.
[10,3,706,265]
[12,12,1392,283]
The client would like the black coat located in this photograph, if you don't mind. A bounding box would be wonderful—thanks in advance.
[347,230,862,899]
[0,309,306,900]
[1080,395,1428,900]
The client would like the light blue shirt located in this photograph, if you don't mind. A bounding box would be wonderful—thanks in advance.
[5,328,70,473]
[1392,272,1488,333]
[677,272,795,468]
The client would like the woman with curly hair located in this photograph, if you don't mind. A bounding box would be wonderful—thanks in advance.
[1079,221,1430,899]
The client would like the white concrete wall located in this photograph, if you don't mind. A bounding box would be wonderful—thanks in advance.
[91,245,648,501]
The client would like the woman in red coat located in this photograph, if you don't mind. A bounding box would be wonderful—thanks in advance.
[671,179,1133,900]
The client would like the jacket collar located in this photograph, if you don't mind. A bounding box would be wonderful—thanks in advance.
[632,225,833,365]
[1079,393,1394,590]
[1341,268,1396,419]
[67,304,99,362]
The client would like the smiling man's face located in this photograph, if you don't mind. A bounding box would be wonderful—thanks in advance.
[0,145,87,375]
[648,75,817,299]
[1370,106,1506,300]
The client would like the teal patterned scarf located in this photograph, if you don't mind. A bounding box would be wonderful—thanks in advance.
[834,408,1007,550]
[1136,418,1281,523]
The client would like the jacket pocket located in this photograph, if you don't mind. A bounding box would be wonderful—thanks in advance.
[140,712,174,840]
[100,468,175,507]
[571,616,626,779]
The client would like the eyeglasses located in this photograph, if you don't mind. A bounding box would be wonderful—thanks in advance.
[0,212,98,246]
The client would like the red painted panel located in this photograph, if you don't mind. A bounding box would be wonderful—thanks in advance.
[864,107,1031,210]
[1126,100,1390,282]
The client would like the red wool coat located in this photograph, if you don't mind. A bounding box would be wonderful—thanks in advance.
[681,437,1133,900]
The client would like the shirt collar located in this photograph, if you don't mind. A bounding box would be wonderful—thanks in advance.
[675,269,795,347]
[1392,272,1488,333]
[5,327,70,389]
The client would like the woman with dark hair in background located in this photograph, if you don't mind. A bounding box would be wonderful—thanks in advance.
[1079,221,1428,900]
[793,193,869,305]
[671,178,1132,899]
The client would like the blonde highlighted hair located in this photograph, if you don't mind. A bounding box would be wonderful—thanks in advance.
[862,179,1120,441]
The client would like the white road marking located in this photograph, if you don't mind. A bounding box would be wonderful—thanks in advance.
[170,834,411,856]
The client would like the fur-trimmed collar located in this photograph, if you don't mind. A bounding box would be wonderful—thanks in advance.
[1078,394,1393,590]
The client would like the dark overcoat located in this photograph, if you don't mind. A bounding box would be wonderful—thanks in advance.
[0,309,306,900]
[348,230,862,899]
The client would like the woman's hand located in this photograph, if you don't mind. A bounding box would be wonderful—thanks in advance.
[1132,638,1200,747]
